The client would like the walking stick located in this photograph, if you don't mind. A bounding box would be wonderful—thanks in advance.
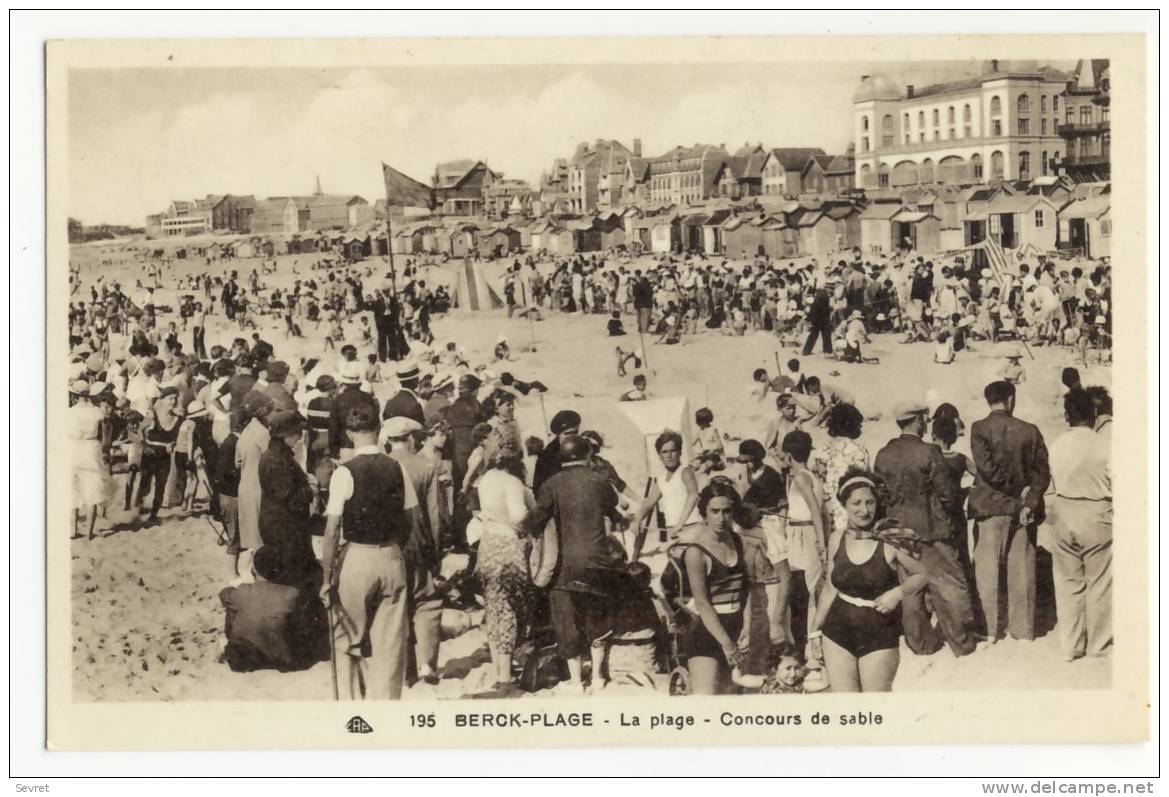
[327,601,340,701]
[537,392,549,434]
[637,326,654,376]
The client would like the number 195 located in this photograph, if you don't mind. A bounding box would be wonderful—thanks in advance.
[411,713,436,728]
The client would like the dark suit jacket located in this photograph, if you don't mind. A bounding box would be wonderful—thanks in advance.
[327,385,379,457]
[521,463,620,591]
[968,409,1050,520]
[382,389,425,425]
[873,433,958,542]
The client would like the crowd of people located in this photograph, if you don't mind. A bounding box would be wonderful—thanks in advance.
[66,242,1114,700]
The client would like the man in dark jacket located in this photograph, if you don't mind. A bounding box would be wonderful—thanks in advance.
[632,272,654,333]
[382,361,426,425]
[367,289,393,363]
[874,401,977,657]
[533,409,581,493]
[801,287,834,355]
[328,371,379,460]
[969,380,1051,643]
[522,434,623,693]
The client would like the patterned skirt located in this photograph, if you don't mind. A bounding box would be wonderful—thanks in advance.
[477,530,532,656]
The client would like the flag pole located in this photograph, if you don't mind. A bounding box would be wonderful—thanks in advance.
[381,162,398,296]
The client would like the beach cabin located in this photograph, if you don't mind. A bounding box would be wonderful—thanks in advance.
[569,218,603,253]
[1058,194,1111,259]
[449,226,478,259]
[859,203,902,256]
[889,209,941,253]
[701,209,733,255]
[792,208,838,258]
[825,204,862,251]
[650,217,679,254]
[978,194,1061,253]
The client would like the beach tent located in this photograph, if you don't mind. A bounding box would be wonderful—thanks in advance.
[617,396,696,478]
[446,257,504,311]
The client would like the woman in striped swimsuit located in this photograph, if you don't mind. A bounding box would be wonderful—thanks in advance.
[676,480,749,695]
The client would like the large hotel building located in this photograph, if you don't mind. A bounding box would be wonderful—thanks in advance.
[852,60,1068,190]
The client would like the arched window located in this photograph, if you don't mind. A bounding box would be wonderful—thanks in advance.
[1018,151,1031,180]
[919,158,935,184]
[892,161,919,187]
[881,114,895,148]
[1041,150,1048,176]
[860,163,873,189]
[990,96,1002,115]
[1017,94,1030,114]
[932,109,939,126]
[862,116,870,131]
[948,106,955,124]
[1040,95,1047,113]
[939,156,965,183]
[971,153,983,180]
[918,110,925,128]
[990,150,1005,179]
[878,163,890,189]
[963,103,972,122]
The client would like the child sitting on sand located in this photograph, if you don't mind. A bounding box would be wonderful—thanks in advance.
[359,316,373,345]
[934,330,955,364]
[1000,347,1027,384]
[691,407,725,474]
[619,374,649,402]
[365,354,382,384]
[607,311,626,337]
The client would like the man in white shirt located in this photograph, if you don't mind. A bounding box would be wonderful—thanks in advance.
[1046,387,1112,661]
[321,402,419,700]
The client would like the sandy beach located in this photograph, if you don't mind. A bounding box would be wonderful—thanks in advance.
[68,244,1112,701]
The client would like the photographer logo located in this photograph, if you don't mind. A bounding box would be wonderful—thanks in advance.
[346,716,374,734]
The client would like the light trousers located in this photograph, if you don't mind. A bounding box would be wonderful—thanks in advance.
[334,543,408,700]
[1051,497,1112,658]
[973,515,1036,641]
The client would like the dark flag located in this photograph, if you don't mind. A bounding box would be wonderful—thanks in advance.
[381,162,434,211]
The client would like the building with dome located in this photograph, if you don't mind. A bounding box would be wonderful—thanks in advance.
[852,60,1069,190]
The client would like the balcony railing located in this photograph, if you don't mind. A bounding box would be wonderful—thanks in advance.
[1057,120,1110,135]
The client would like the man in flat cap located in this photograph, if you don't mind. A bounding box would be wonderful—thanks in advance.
[533,409,581,494]
[383,415,444,685]
[322,402,419,699]
[522,433,623,694]
[874,400,977,657]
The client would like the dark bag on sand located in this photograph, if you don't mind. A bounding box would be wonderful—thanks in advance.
[219,582,329,672]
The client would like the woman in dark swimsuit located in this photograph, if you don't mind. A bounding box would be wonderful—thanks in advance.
[676,479,749,695]
[139,387,183,525]
[809,467,929,692]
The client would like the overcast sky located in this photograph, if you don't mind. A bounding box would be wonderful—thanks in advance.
[68,59,1070,226]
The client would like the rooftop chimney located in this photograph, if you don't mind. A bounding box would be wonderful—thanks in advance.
[633,138,642,157]
[906,85,915,98]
